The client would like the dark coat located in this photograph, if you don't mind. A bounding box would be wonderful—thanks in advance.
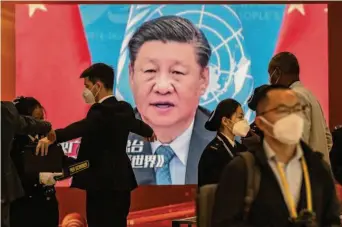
[198,133,246,188]
[54,97,153,191]
[1,101,52,204]
[212,140,341,227]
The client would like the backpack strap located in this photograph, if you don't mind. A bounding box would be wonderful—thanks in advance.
[238,152,261,221]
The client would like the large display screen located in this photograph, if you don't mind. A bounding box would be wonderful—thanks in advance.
[15,4,328,187]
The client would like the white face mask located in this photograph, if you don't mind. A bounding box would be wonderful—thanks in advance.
[232,119,250,137]
[82,84,100,104]
[260,113,304,145]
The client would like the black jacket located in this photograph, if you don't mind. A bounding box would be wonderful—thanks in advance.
[1,101,52,204]
[198,133,246,188]
[212,140,341,227]
[11,135,76,199]
[55,97,153,191]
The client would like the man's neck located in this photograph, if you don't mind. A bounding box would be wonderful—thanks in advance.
[97,90,113,102]
[143,116,194,144]
[264,136,297,164]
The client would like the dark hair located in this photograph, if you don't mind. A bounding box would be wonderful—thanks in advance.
[128,15,211,68]
[248,84,270,111]
[255,84,290,115]
[13,96,44,116]
[205,99,241,131]
[80,63,114,90]
[268,51,300,76]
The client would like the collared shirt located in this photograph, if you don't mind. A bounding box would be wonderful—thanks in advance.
[263,140,303,207]
[98,95,114,104]
[220,133,235,147]
[151,120,195,185]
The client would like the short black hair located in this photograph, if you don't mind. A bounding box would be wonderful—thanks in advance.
[205,99,241,131]
[13,96,44,116]
[128,15,211,68]
[248,84,270,111]
[255,84,290,115]
[268,51,300,76]
[80,63,114,90]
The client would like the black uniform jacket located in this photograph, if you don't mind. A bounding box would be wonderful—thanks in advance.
[54,97,154,191]
[198,132,246,188]
[11,134,76,198]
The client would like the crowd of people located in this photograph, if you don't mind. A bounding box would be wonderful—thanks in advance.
[197,51,341,227]
[2,15,342,227]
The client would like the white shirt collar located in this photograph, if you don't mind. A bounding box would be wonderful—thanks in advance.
[220,133,235,147]
[263,140,303,162]
[98,95,114,104]
[151,120,195,165]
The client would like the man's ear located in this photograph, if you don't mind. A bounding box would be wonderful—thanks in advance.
[199,67,209,96]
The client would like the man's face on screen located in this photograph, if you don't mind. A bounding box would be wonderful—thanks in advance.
[129,40,209,128]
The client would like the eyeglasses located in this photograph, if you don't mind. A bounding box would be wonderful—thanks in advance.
[258,104,307,116]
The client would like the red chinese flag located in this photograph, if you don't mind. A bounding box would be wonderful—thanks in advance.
[275,4,329,122]
[16,4,91,128]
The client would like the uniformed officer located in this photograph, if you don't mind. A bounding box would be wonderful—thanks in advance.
[9,97,61,227]
[198,98,250,188]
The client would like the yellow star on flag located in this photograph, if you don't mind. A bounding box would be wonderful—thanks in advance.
[28,4,47,18]
[288,4,305,16]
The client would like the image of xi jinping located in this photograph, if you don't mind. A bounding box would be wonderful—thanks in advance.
[126,16,216,185]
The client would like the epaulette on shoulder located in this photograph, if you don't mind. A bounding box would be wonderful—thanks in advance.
[210,145,218,150]
[209,140,223,150]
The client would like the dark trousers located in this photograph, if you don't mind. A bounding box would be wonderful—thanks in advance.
[10,196,59,227]
[86,190,131,227]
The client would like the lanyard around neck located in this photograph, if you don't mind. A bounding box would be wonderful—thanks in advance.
[216,135,234,158]
[275,157,312,218]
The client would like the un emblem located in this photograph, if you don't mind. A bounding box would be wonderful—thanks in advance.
[116,4,255,122]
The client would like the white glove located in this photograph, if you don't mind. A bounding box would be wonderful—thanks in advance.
[39,172,63,186]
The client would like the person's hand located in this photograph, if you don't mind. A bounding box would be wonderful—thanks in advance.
[39,172,63,186]
[47,129,56,143]
[36,137,53,156]
[144,133,157,142]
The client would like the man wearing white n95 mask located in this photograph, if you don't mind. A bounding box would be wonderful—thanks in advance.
[212,85,340,227]
[36,63,155,227]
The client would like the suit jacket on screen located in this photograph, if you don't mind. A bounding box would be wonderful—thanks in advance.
[54,97,153,191]
[128,106,216,185]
